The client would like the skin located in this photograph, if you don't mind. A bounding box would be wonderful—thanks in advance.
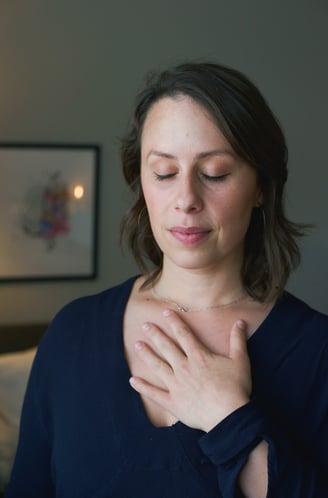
[140,96,262,281]
[127,95,269,497]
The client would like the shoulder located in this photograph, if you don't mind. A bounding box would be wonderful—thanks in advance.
[251,293,328,448]
[260,290,328,337]
[249,291,328,374]
[38,275,139,355]
[276,291,328,336]
[282,293,328,363]
[53,275,138,322]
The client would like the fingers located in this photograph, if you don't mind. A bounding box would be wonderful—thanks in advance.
[162,309,205,357]
[141,312,248,366]
[229,320,249,360]
[129,376,171,408]
[142,320,187,364]
[130,313,252,428]
[134,339,173,381]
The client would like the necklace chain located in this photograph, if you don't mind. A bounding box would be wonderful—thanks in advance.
[151,285,247,313]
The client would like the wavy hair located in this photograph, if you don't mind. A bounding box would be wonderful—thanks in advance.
[120,62,307,301]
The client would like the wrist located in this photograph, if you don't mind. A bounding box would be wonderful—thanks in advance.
[202,397,250,433]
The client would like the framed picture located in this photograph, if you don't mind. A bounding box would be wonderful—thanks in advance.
[0,143,100,282]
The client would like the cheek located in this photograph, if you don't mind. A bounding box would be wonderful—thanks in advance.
[212,185,257,227]
[142,178,168,217]
[143,190,162,220]
[227,178,259,211]
[144,202,166,252]
[141,177,154,213]
[142,189,165,239]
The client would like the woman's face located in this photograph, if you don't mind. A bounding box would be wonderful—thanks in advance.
[140,96,262,275]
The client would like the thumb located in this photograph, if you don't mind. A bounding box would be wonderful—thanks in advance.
[229,320,248,359]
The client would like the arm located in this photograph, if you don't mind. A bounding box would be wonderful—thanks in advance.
[199,398,328,497]
[129,309,328,497]
[239,441,268,497]
[5,347,55,497]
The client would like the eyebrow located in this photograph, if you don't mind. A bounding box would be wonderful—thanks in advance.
[146,149,234,161]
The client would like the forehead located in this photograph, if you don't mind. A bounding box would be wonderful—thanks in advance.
[141,96,231,151]
[143,95,215,128]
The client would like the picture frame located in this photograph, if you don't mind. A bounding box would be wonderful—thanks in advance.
[0,143,100,282]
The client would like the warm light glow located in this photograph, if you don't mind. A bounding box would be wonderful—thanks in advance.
[74,185,84,199]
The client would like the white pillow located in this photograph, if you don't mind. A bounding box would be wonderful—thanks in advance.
[0,348,36,491]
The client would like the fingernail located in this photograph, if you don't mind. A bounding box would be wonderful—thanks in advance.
[237,320,245,330]
[134,341,143,351]
[163,308,172,317]
[129,377,137,386]
[142,322,150,331]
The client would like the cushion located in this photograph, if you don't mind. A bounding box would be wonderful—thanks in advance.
[0,348,36,491]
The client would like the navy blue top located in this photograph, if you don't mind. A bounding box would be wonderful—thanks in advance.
[5,277,328,497]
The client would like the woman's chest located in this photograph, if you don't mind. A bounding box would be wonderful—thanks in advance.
[123,306,234,427]
[50,357,220,498]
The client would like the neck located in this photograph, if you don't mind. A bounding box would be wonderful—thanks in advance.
[153,260,245,310]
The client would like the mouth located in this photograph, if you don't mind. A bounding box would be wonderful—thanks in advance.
[169,226,211,245]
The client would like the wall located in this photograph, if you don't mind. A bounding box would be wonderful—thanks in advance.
[0,0,327,322]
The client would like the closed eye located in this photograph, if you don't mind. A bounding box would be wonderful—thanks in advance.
[201,173,230,182]
[154,172,176,181]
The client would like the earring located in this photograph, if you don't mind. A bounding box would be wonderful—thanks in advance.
[261,207,266,229]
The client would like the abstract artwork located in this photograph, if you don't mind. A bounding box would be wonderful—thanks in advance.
[0,143,100,282]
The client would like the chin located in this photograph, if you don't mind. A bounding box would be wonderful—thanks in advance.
[166,254,219,272]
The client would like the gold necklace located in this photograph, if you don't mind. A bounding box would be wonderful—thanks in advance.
[151,285,247,313]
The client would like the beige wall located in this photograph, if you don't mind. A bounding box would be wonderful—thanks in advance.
[0,0,327,322]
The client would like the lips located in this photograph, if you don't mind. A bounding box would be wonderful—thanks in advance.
[169,226,211,245]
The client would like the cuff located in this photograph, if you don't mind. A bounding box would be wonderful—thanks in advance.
[199,400,268,497]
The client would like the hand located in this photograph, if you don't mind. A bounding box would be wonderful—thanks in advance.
[129,309,252,432]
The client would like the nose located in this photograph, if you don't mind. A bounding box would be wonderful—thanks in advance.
[174,174,203,213]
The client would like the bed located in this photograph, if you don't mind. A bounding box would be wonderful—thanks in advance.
[0,323,47,495]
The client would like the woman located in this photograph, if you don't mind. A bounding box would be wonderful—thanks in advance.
[6,63,328,497]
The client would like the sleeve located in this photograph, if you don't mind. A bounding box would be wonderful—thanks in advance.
[4,289,107,498]
[4,346,55,498]
[199,399,328,498]
[198,306,328,497]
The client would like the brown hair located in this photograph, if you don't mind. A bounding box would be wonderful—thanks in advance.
[120,62,307,301]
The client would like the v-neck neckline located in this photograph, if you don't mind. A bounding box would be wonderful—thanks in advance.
[115,275,289,432]
[115,276,187,432]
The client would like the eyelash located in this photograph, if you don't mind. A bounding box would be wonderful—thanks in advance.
[153,173,230,182]
[201,173,230,183]
[154,173,175,181]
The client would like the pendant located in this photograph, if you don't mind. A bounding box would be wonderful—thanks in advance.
[175,303,188,312]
